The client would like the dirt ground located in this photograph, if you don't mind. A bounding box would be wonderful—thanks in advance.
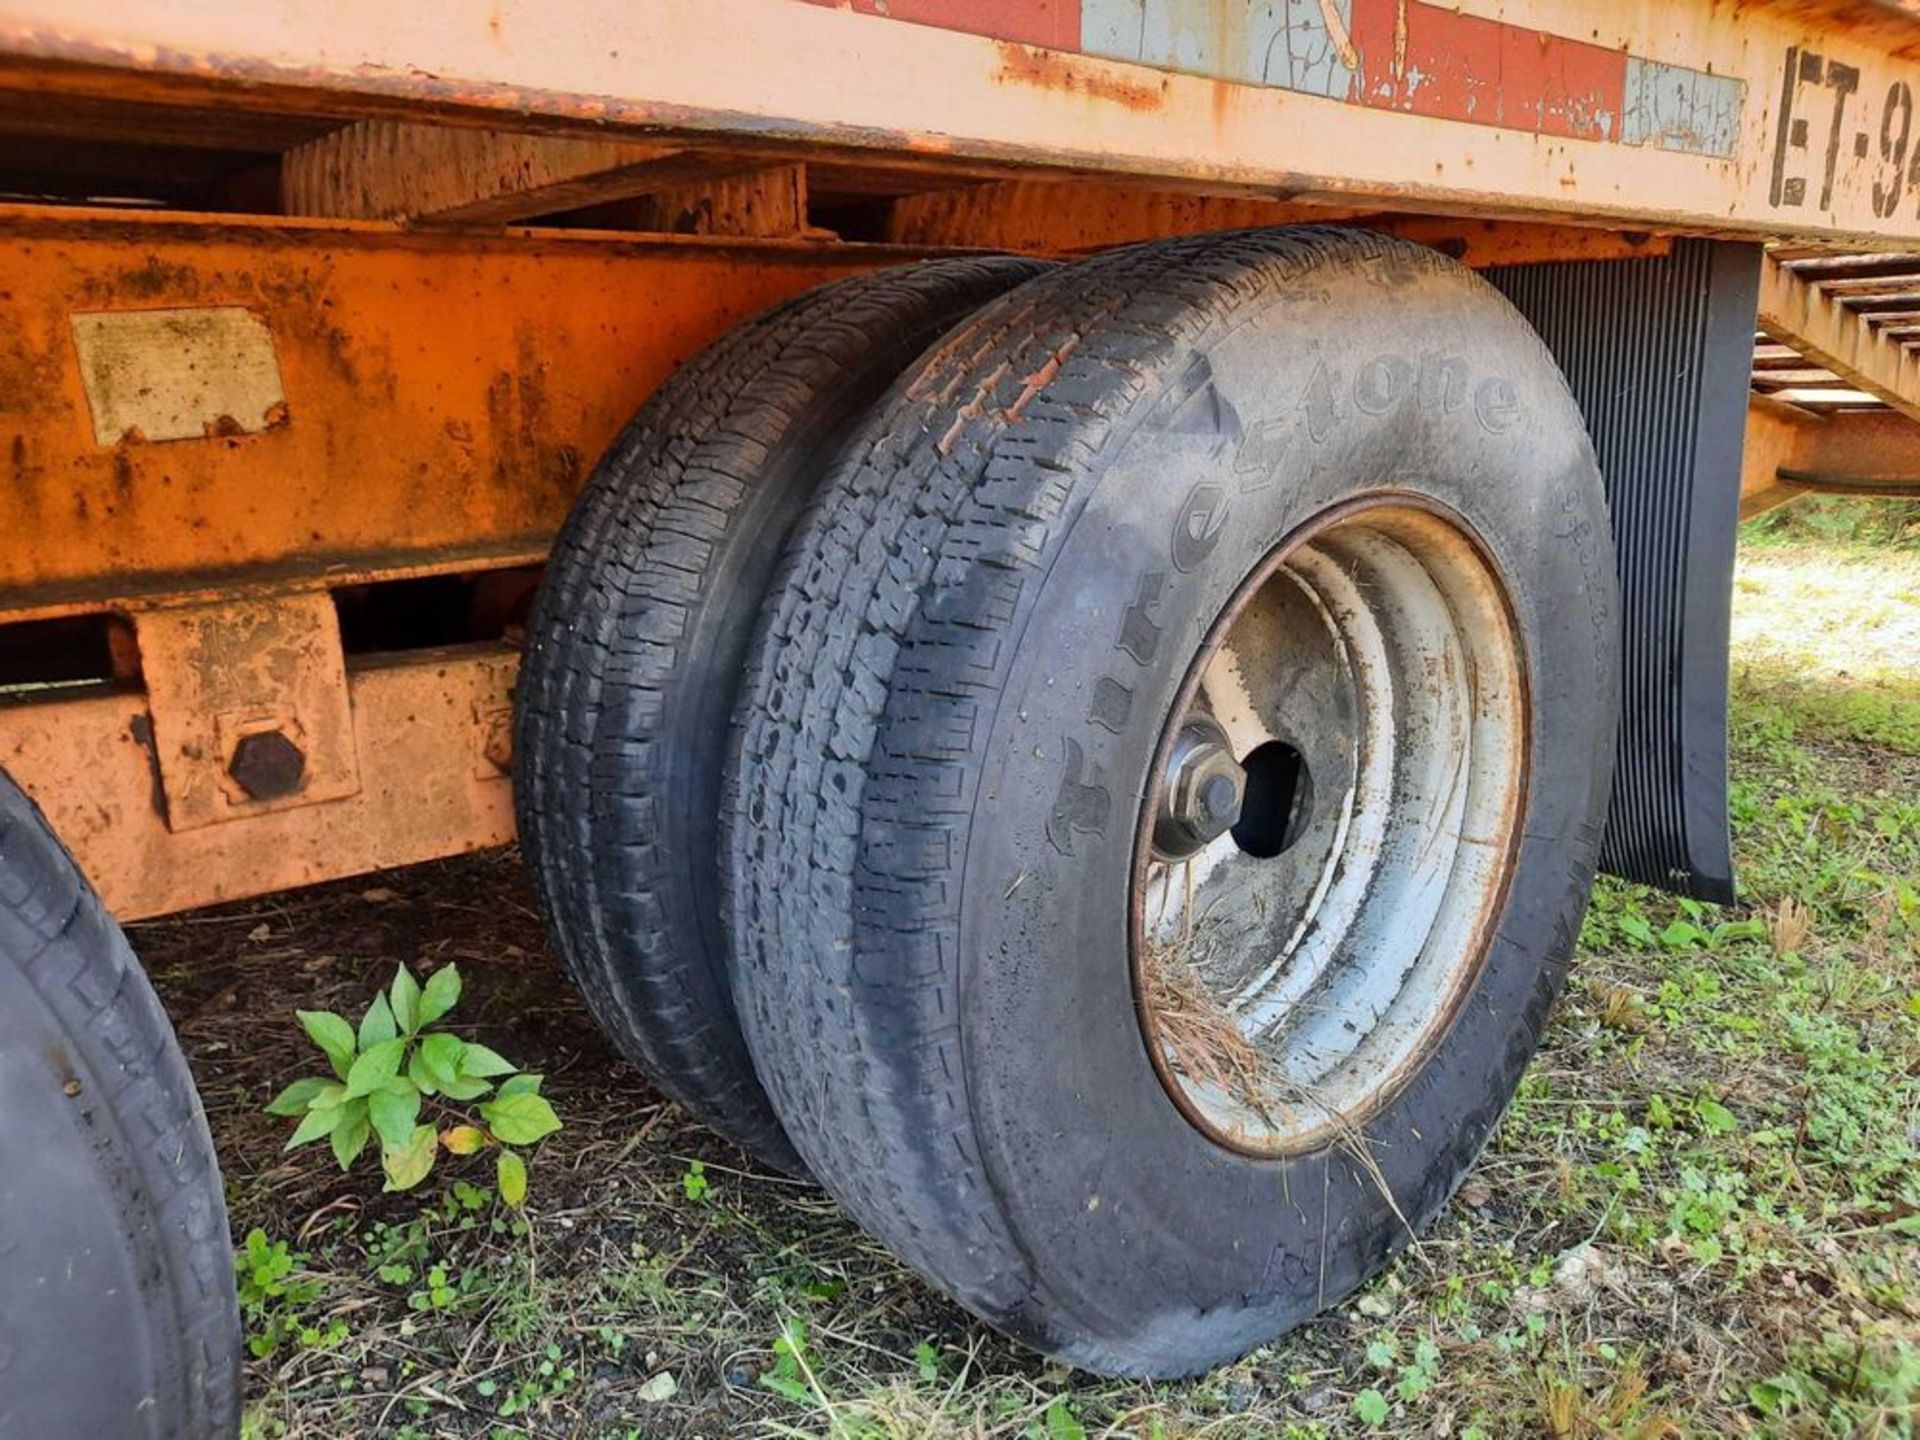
[142,503,1918,1439]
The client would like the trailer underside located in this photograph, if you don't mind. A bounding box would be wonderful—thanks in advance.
[0,0,1915,917]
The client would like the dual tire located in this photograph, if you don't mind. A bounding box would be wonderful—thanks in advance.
[516,256,1049,1172]
[523,228,1619,1375]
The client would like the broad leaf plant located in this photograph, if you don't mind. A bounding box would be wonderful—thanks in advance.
[267,964,560,1205]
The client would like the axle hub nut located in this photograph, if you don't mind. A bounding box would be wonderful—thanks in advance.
[1153,717,1245,859]
[1199,773,1239,826]
[229,729,307,802]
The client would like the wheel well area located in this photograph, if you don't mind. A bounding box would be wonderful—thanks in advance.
[0,169,1892,915]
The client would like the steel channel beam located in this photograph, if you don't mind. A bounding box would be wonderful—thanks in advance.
[1743,393,1920,514]
[4,1,1920,243]
[1758,254,1920,422]
[0,205,932,917]
[0,642,520,919]
[0,204,925,621]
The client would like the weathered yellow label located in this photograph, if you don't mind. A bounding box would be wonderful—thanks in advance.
[69,306,287,446]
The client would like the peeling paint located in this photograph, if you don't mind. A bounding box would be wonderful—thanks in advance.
[821,0,1748,158]
[1081,0,1356,100]
[1622,56,1744,159]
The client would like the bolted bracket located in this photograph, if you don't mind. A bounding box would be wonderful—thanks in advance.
[133,591,362,830]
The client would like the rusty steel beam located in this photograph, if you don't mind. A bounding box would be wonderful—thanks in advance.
[0,204,937,919]
[280,120,789,224]
[5,1,1920,243]
[886,181,1360,251]
[1742,393,1920,515]
[0,640,520,919]
[1758,255,1920,423]
[885,179,1673,264]
[282,120,682,221]
[573,165,813,238]
[1744,395,1821,516]
[0,204,926,621]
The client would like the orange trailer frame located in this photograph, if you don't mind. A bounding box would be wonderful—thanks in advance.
[0,0,1914,916]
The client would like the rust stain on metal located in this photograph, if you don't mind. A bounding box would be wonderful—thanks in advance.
[992,42,1166,112]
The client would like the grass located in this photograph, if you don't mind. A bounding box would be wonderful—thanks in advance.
[1138,933,1283,1120]
[141,499,1918,1438]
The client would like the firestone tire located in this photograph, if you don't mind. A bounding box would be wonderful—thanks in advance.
[725,228,1618,1376]
[0,768,241,1437]
[515,256,1048,1172]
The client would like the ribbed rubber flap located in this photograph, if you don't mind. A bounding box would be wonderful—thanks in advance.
[1488,240,1761,903]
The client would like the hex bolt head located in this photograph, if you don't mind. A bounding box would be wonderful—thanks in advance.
[1199,773,1240,827]
[1153,717,1246,859]
[228,729,307,802]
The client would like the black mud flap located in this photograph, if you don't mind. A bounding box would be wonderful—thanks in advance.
[1488,240,1761,904]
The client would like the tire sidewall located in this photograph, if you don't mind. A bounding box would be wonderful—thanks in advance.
[940,252,1618,1369]
[0,773,239,1436]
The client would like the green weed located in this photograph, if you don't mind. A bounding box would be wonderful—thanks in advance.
[266,962,559,1201]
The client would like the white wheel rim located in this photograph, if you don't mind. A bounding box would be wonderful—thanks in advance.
[1133,499,1528,1156]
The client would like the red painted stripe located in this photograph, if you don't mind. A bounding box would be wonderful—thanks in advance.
[1348,0,1627,143]
[795,0,1082,53]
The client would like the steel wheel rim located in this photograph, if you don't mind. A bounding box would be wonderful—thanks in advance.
[1131,496,1529,1157]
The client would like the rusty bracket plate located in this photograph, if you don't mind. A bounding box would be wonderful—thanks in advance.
[0,643,519,918]
[132,591,360,830]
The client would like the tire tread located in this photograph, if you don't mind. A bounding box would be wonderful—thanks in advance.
[517,258,1046,1167]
